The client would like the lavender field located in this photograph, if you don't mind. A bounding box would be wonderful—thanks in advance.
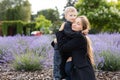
[0,33,120,71]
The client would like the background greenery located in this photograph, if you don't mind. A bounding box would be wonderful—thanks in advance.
[75,0,120,33]
[0,0,120,35]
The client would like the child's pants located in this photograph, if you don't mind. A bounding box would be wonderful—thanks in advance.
[53,49,61,80]
[65,61,72,80]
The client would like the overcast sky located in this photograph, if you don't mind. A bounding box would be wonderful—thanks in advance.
[29,0,67,16]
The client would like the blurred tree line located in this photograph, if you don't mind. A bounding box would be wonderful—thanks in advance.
[0,0,31,22]
[0,0,120,36]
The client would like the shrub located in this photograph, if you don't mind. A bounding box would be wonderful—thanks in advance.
[12,50,43,71]
[2,21,24,36]
[98,51,120,71]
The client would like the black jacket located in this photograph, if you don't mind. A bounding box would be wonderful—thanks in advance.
[58,32,96,80]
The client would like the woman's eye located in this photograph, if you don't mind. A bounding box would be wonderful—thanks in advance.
[77,23,80,25]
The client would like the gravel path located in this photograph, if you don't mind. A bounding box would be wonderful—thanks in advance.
[0,63,53,80]
[0,63,120,80]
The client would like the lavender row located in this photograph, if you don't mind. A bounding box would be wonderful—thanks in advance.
[0,33,120,69]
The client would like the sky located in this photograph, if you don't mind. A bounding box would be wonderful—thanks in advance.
[29,0,67,16]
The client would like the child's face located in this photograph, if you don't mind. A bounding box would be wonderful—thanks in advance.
[65,12,77,22]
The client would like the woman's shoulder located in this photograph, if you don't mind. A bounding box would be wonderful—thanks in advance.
[71,32,85,38]
[55,30,64,36]
[55,31,66,39]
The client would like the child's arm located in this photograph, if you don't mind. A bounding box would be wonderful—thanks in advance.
[52,22,65,44]
[59,22,65,31]
[52,22,65,45]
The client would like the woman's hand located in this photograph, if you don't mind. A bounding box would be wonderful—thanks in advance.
[67,57,72,62]
[82,29,89,35]
[54,38,57,43]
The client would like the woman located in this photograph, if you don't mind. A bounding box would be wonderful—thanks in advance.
[57,16,96,80]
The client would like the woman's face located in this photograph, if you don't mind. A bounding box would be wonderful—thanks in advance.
[72,17,83,31]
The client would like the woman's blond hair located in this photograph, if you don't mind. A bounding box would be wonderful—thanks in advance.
[78,16,95,65]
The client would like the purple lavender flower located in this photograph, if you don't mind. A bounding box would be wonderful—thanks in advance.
[0,33,120,70]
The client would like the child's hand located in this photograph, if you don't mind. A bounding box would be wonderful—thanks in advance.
[54,38,57,43]
[82,29,89,35]
[59,22,65,31]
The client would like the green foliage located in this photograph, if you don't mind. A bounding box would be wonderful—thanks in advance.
[0,0,12,20]
[2,21,24,36]
[0,0,31,22]
[2,22,8,36]
[12,50,43,71]
[75,0,120,33]
[36,8,63,34]
[0,49,2,55]
[24,22,36,35]
[1,20,37,36]
[35,15,52,34]
[19,0,31,22]
[98,51,120,71]
[37,8,60,23]
[50,20,62,34]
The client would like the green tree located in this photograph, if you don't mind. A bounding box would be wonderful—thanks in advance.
[35,15,52,34]
[19,0,31,22]
[37,8,60,23]
[0,0,13,20]
[36,8,62,34]
[75,0,120,33]
[0,0,31,22]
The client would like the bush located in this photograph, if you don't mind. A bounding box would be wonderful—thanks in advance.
[98,51,120,71]
[2,20,24,36]
[12,50,43,71]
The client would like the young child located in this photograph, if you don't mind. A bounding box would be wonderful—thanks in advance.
[52,6,89,80]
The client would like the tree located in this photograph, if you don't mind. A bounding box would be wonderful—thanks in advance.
[0,0,13,20]
[19,0,31,22]
[75,0,120,33]
[36,8,62,34]
[37,8,60,23]
[64,0,77,7]
[0,0,31,22]
[35,15,52,34]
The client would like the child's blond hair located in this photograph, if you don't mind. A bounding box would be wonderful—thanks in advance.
[64,6,78,17]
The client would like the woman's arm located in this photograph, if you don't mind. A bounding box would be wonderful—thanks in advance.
[60,35,86,52]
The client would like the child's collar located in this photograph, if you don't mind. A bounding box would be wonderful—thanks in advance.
[66,20,71,22]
